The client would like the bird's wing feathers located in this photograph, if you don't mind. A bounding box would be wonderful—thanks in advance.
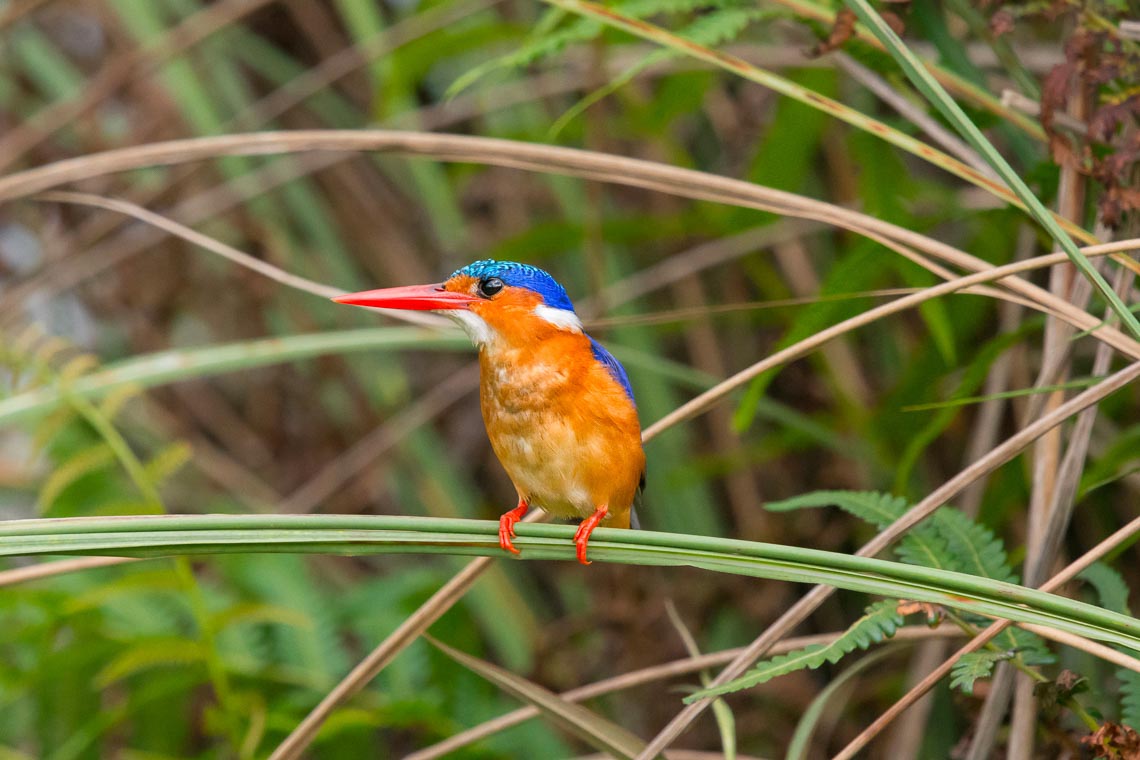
[588,337,635,403]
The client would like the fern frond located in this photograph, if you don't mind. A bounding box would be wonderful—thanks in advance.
[1123,671,1140,729]
[211,602,313,632]
[930,509,1017,583]
[895,526,955,571]
[991,625,1055,667]
[685,600,903,700]
[1079,563,1140,727]
[1080,563,1133,615]
[447,15,602,96]
[94,637,207,687]
[63,568,183,614]
[676,6,770,46]
[144,442,193,485]
[951,650,1013,695]
[765,490,908,527]
[37,443,114,512]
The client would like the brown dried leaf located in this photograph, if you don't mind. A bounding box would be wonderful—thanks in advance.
[809,8,857,57]
[1081,722,1140,759]
[1040,61,1075,134]
[989,10,1015,37]
[1097,186,1140,228]
[1043,0,1075,22]
[896,600,945,626]
[1088,95,1140,142]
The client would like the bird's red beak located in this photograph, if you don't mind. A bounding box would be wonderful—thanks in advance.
[332,283,480,311]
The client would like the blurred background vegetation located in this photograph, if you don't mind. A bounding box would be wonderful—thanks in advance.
[0,0,1138,757]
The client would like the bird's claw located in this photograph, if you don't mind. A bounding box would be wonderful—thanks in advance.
[498,501,528,556]
[573,504,609,566]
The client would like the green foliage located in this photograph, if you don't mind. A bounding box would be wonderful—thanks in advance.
[686,601,904,700]
[950,651,1014,695]
[766,491,1058,694]
[450,0,766,98]
[1081,563,1140,728]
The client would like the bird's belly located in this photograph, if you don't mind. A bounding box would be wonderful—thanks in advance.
[490,417,599,518]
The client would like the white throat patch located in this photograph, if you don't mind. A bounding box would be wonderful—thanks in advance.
[445,310,494,346]
[534,305,583,333]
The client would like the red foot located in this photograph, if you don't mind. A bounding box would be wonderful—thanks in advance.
[498,499,528,555]
[573,504,609,565]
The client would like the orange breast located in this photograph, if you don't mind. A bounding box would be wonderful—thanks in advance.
[477,328,644,526]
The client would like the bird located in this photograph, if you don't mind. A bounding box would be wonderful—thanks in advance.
[333,259,645,565]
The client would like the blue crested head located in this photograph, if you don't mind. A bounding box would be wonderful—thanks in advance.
[450,260,575,313]
[449,259,635,403]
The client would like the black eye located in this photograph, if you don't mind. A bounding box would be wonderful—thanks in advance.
[479,277,504,297]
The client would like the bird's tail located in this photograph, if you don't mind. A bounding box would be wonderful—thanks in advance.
[629,467,645,529]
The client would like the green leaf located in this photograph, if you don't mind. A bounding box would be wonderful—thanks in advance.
[144,442,193,485]
[687,601,904,700]
[840,0,1140,341]
[0,328,469,426]
[1080,564,1140,728]
[94,637,207,687]
[37,443,115,513]
[766,490,908,527]
[787,647,896,760]
[930,509,1017,583]
[950,650,1012,695]
[210,602,313,633]
[63,568,182,614]
[426,635,646,758]
[2,515,1139,658]
[1080,563,1133,616]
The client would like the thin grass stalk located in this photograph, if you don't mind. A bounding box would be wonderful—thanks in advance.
[0,328,468,425]
[767,0,1046,139]
[33,190,447,328]
[6,132,1140,359]
[546,0,1018,199]
[0,556,135,586]
[266,515,540,760]
[998,93,1098,759]
[544,0,1099,251]
[408,627,961,760]
[840,0,1140,339]
[641,244,1137,441]
[832,511,1140,758]
[832,52,996,177]
[634,358,1140,758]
[0,0,276,173]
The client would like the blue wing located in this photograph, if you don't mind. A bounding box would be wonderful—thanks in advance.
[589,337,636,404]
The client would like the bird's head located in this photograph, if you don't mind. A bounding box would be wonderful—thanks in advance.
[333,259,582,347]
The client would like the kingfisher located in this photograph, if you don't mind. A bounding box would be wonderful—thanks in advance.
[333,260,645,565]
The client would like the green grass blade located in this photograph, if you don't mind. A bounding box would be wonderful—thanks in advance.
[545,0,1029,220]
[2,514,1138,658]
[426,635,646,758]
[840,0,1140,341]
[0,328,469,425]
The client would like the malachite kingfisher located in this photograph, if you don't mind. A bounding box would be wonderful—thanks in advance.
[334,260,645,565]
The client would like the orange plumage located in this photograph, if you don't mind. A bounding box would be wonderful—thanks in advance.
[334,260,645,564]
